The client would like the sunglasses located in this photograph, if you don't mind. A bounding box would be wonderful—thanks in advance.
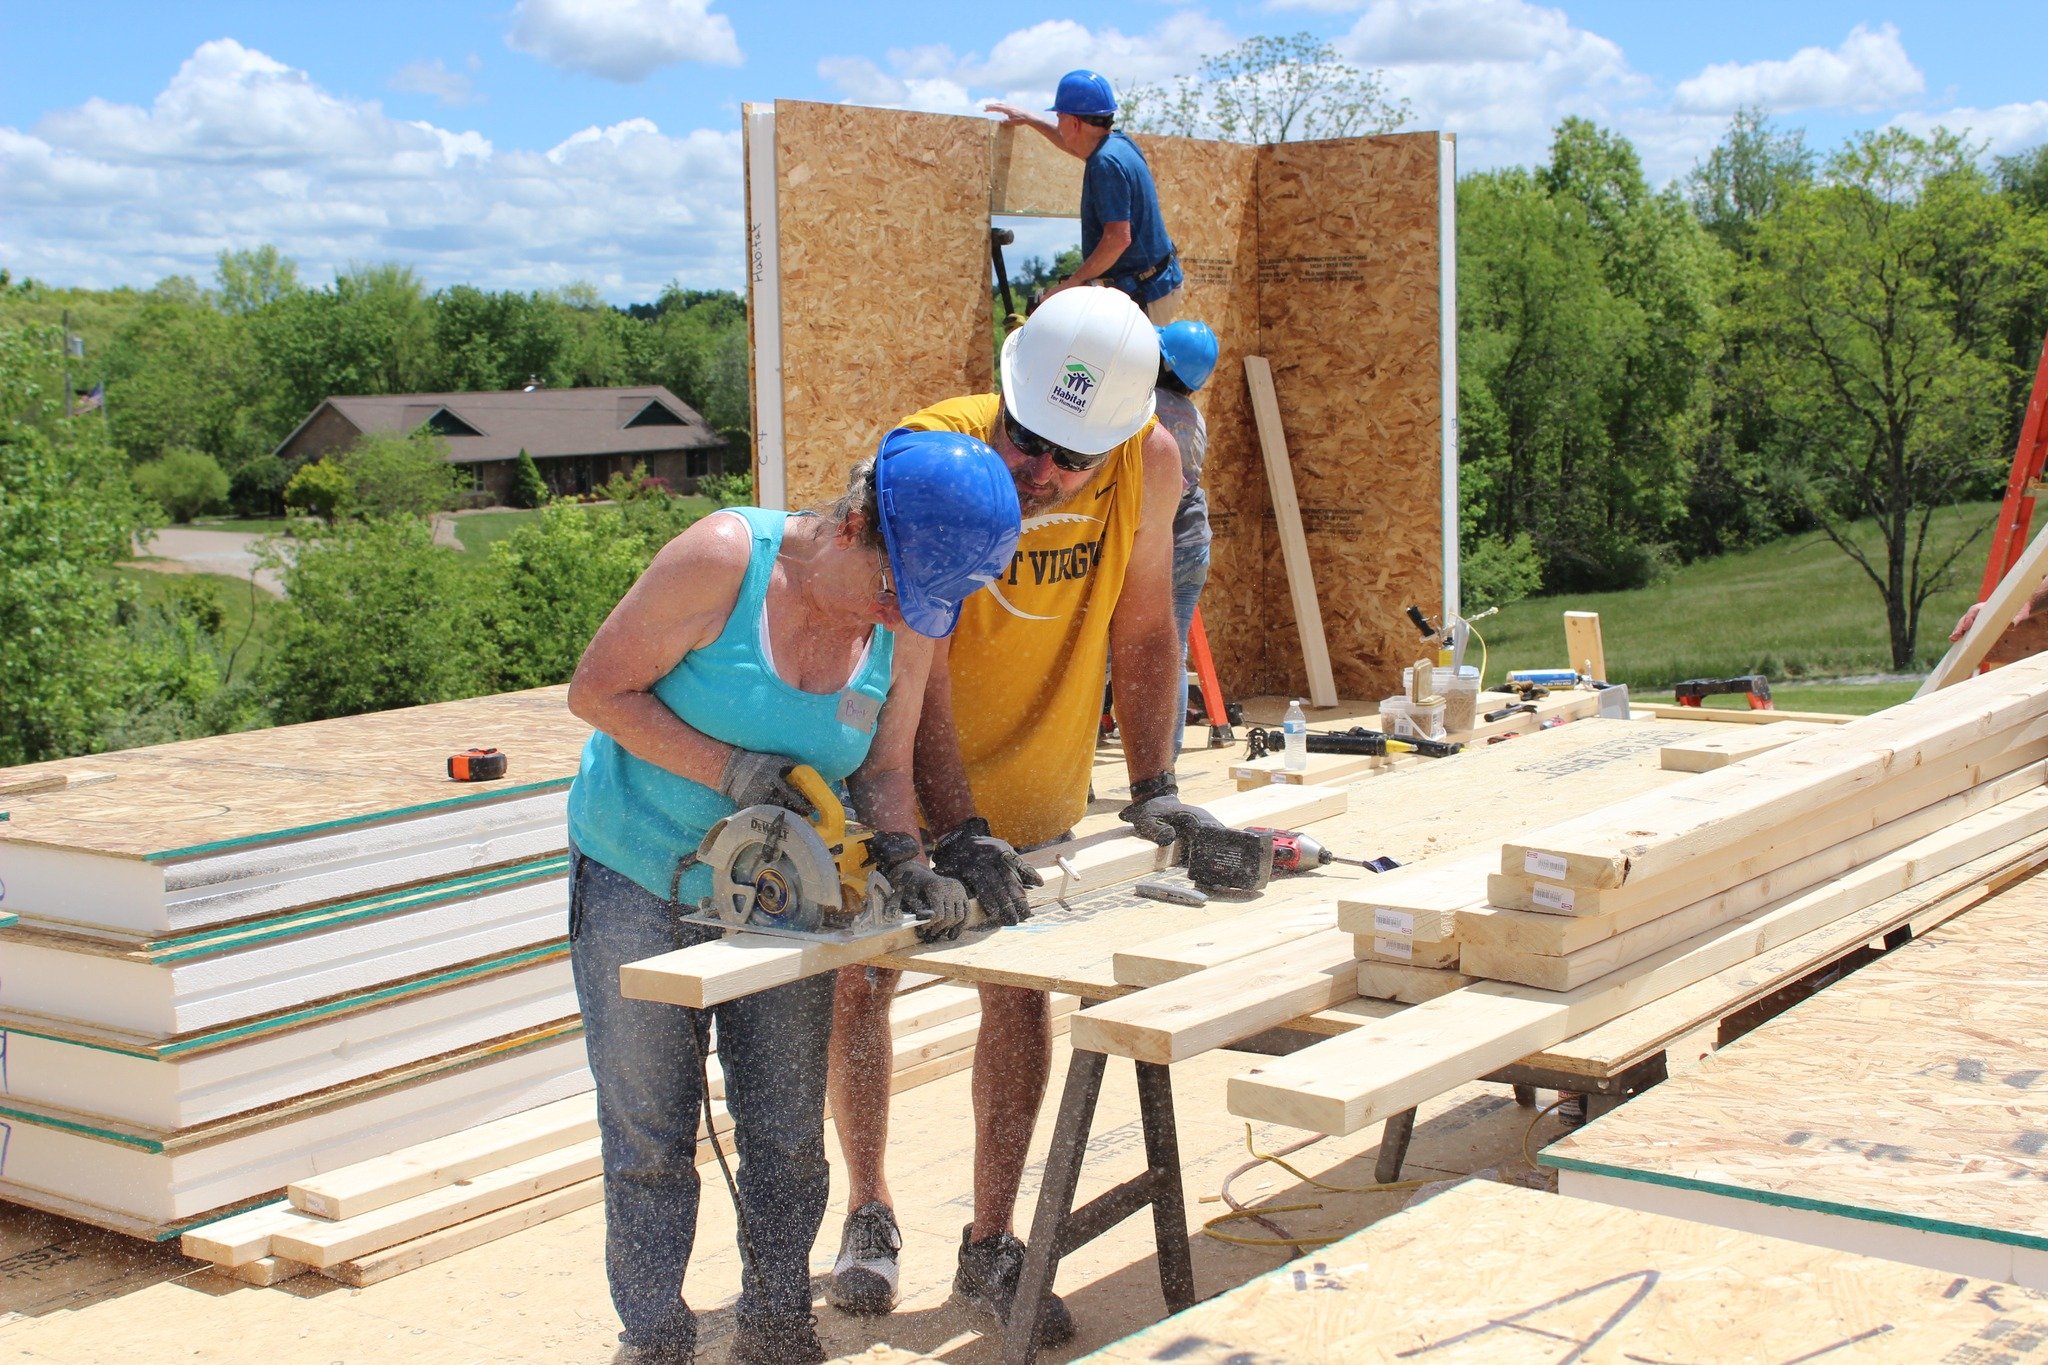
[1001,404,1110,473]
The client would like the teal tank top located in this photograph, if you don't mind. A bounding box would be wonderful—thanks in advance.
[567,506,896,903]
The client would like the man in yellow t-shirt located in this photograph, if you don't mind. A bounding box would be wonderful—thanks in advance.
[826,290,1222,1344]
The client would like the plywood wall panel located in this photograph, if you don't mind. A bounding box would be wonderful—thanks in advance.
[773,101,994,510]
[1143,136,1266,700]
[1255,134,1444,700]
[989,125,1081,217]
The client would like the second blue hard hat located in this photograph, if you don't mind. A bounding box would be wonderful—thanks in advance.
[1157,320,1219,392]
[1052,70,1117,117]
[873,428,1021,638]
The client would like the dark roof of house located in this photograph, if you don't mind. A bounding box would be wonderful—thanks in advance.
[276,386,723,465]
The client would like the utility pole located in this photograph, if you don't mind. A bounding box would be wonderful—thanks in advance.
[62,308,72,419]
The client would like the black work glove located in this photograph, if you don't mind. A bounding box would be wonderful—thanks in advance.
[716,748,818,817]
[932,817,1044,926]
[869,831,970,942]
[1118,773,1225,847]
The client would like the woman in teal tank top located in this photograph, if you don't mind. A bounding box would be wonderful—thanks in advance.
[562,430,1020,1364]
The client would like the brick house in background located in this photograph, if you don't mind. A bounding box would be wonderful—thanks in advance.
[273,386,727,503]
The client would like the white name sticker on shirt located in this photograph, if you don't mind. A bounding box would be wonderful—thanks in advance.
[837,690,881,734]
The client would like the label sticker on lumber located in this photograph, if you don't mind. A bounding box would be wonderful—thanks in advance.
[1531,883,1576,911]
[1373,909,1414,936]
[1524,852,1570,880]
[1371,936,1413,960]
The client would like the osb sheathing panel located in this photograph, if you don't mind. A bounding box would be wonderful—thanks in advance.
[989,125,1080,218]
[1256,134,1444,700]
[774,101,994,510]
[0,688,587,859]
[1142,136,1267,701]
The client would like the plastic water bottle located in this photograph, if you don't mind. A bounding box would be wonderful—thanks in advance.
[1283,699,1308,771]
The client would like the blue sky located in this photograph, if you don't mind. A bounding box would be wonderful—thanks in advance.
[2,1,2042,303]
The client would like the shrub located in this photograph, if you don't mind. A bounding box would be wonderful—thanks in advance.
[133,448,230,523]
[478,503,652,691]
[229,454,291,518]
[261,518,482,723]
[344,430,466,518]
[511,449,550,509]
[1459,533,1545,609]
[284,459,353,520]
[697,470,753,507]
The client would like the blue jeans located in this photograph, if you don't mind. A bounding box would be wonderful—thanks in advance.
[569,847,836,1349]
[1172,540,1211,760]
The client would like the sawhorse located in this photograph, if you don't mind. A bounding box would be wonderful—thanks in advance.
[1002,1046,1196,1364]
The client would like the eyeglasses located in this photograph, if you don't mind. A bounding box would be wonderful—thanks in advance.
[875,557,896,605]
[1001,404,1110,473]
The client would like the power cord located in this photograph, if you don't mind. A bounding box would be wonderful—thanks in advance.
[682,1009,762,1282]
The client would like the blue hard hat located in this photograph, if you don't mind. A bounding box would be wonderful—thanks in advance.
[1157,320,1219,391]
[874,428,1022,638]
[1052,70,1117,117]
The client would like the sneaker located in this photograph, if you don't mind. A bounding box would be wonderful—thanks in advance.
[952,1225,1075,1347]
[1557,1091,1588,1129]
[828,1200,902,1315]
[615,1340,693,1365]
[731,1313,824,1365]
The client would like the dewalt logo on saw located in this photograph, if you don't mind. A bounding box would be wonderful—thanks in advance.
[1048,355,1101,416]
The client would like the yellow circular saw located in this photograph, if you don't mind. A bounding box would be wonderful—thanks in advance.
[689,765,902,943]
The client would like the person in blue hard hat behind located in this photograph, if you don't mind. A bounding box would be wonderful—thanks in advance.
[562,429,1020,1365]
[986,69,1184,322]
[1153,319,1219,755]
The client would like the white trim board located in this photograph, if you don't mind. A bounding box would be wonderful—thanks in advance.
[0,872,567,1036]
[1556,1167,2048,1291]
[744,102,787,511]
[0,957,574,1130]
[0,1034,591,1225]
[1438,131,1461,624]
[0,791,566,936]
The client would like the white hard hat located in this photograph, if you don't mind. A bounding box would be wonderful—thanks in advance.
[999,288,1160,455]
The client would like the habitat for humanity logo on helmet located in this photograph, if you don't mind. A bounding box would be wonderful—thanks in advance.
[1050,355,1101,417]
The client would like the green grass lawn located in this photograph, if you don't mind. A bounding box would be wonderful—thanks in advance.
[1471,502,1997,690]
[1632,679,1921,716]
[114,567,281,680]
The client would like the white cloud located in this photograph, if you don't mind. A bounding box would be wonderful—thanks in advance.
[391,59,480,107]
[1335,0,1647,170]
[505,0,740,82]
[1672,24,1923,115]
[0,40,744,300]
[817,14,1235,116]
[1891,102,2048,159]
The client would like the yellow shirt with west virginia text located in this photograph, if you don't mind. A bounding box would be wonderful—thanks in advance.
[901,394,1153,848]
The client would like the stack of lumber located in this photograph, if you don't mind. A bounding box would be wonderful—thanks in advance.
[0,689,596,1237]
[180,976,1070,1285]
[1068,721,1701,1064]
[1227,651,2048,1135]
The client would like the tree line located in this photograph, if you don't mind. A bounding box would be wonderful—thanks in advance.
[1455,114,2048,668]
[0,253,749,519]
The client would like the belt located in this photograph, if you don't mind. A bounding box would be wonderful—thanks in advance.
[1110,250,1177,292]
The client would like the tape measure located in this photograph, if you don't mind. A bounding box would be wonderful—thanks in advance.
[448,748,508,782]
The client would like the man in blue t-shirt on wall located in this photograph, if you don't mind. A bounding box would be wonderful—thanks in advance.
[986,69,1184,323]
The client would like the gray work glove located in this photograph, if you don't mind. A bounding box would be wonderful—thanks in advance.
[1118,773,1225,847]
[869,832,970,942]
[717,748,817,817]
[932,817,1044,926]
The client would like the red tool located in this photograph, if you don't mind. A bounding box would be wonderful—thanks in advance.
[448,748,509,782]
[1673,675,1773,711]
[1245,827,1398,875]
